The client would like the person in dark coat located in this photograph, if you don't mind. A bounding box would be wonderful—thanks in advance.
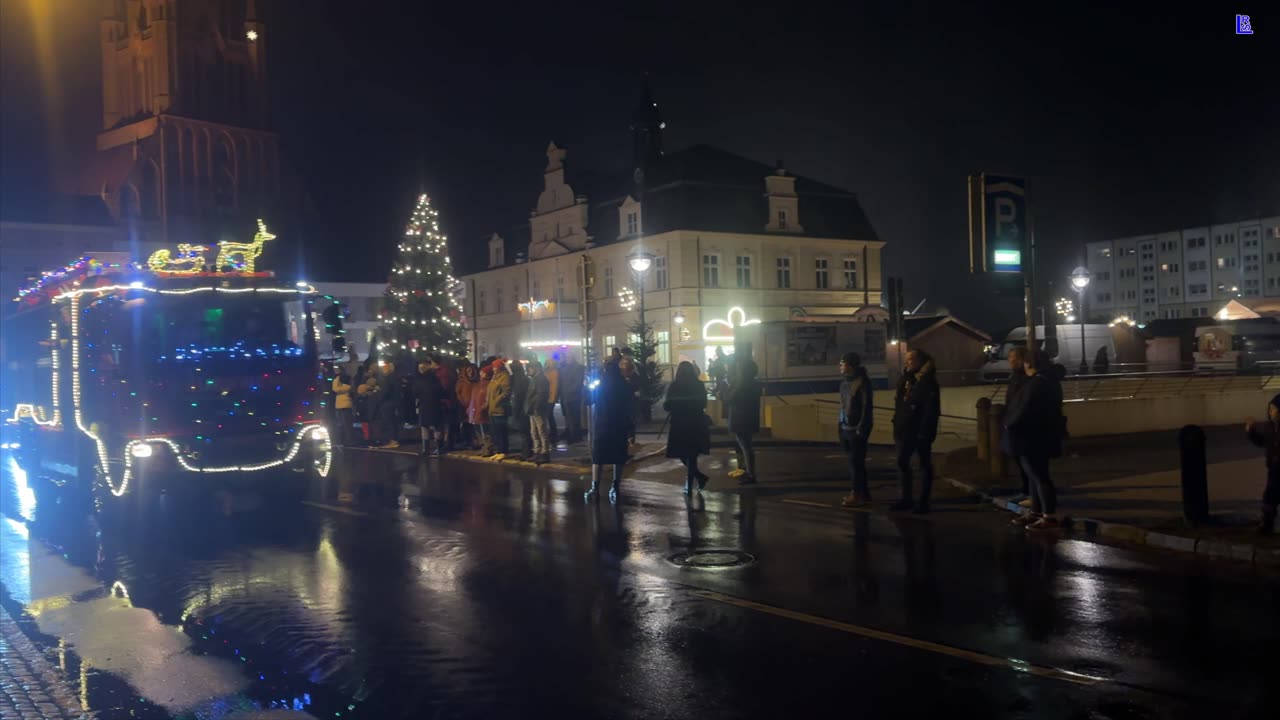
[1003,346,1032,499]
[727,357,763,484]
[665,361,712,495]
[375,362,403,449]
[1245,393,1280,534]
[585,361,633,502]
[838,351,874,507]
[413,359,446,456]
[559,354,586,442]
[891,349,940,513]
[1004,351,1065,530]
[509,359,532,460]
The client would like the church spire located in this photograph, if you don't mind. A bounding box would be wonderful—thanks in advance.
[629,74,664,179]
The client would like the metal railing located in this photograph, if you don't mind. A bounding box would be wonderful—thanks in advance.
[811,398,977,441]
[971,366,1280,404]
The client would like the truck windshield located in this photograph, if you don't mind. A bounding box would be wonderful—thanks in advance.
[137,294,310,368]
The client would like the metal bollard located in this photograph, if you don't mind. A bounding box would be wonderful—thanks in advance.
[988,403,1008,478]
[975,398,991,462]
[1177,424,1210,525]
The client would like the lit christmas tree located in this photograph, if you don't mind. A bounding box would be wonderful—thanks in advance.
[378,194,469,357]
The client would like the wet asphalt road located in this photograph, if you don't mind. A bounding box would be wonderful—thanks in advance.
[1,444,1278,719]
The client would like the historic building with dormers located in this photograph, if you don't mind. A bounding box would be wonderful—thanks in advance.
[461,82,886,372]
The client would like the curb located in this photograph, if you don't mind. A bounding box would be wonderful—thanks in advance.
[439,445,669,475]
[942,477,1275,568]
[0,602,95,719]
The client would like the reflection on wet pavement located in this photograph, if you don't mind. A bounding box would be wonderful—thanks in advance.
[0,444,1277,718]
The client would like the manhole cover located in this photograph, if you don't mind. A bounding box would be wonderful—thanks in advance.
[669,550,756,568]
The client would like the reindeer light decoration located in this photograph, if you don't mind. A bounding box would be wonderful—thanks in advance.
[215,219,276,273]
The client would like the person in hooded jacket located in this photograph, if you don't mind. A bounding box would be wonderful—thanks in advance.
[1004,351,1065,530]
[838,352,874,507]
[470,365,492,454]
[891,349,941,513]
[456,363,477,449]
[585,361,633,502]
[727,357,763,484]
[1245,393,1280,534]
[486,359,512,458]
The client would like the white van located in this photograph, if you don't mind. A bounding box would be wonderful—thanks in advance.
[979,324,1117,382]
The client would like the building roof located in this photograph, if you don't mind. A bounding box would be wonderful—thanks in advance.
[0,192,116,226]
[904,314,992,343]
[589,144,879,243]
[470,143,880,274]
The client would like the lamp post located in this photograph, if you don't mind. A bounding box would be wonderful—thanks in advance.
[628,250,653,329]
[1070,266,1092,375]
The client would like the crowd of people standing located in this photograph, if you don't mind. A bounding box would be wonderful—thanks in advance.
[328,349,593,463]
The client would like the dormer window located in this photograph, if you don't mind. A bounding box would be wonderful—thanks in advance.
[777,210,788,231]
[626,212,639,237]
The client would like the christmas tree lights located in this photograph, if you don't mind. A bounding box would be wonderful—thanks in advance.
[378,194,469,356]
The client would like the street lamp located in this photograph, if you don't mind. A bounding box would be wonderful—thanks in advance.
[1070,266,1091,374]
[672,311,685,325]
[628,249,654,328]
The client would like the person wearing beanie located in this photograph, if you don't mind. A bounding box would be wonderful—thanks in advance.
[1245,393,1280,534]
[486,358,512,459]
[838,352,874,507]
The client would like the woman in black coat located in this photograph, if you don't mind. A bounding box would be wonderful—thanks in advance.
[585,360,633,502]
[665,361,712,495]
[412,361,446,455]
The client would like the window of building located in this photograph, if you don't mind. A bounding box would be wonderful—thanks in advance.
[604,266,614,297]
[1189,283,1208,295]
[625,211,639,237]
[604,335,616,353]
[479,289,487,315]
[1096,292,1112,303]
[496,286,504,312]
[656,330,670,365]
[1098,247,1112,258]
[1217,257,1238,269]
[736,255,752,288]
[1160,263,1180,273]
[777,210,789,231]
[842,258,859,289]
[776,257,792,288]
[532,278,541,298]
[1143,287,1156,297]
[513,282,521,301]
[702,254,720,287]
[1097,270,1111,281]
[815,258,830,289]
[1167,285,1180,297]
[1141,242,1154,251]
[1270,278,1278,289]
[1141,251,1154,261]
[556,273,565,301]
[1123,289,1137,300]
[1269,253,1277,264]
[1121,247,1136,256]
[655,256,667,290]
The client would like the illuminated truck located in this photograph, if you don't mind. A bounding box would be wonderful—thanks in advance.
[2,233,344,507]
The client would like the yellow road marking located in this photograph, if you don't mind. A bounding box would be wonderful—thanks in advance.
[299,500,369,517]
[780,499,836,509]
[694,590,1107,686]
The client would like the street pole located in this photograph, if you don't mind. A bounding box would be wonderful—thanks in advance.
[1025,181,1037,355]
[1079,293,1087,375]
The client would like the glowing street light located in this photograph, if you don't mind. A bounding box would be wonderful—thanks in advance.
[1070,266,1092,374]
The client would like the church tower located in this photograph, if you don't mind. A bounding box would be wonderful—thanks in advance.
[80,0,284,244]
[628,74,665,182]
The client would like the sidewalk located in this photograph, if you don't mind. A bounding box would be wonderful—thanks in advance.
[940,424,1280,564]
[1,604,92,720]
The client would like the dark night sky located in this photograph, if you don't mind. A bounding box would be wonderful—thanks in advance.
[2,1,1276,329]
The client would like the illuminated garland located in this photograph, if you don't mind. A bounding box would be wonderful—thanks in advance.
[13,256,131,302]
